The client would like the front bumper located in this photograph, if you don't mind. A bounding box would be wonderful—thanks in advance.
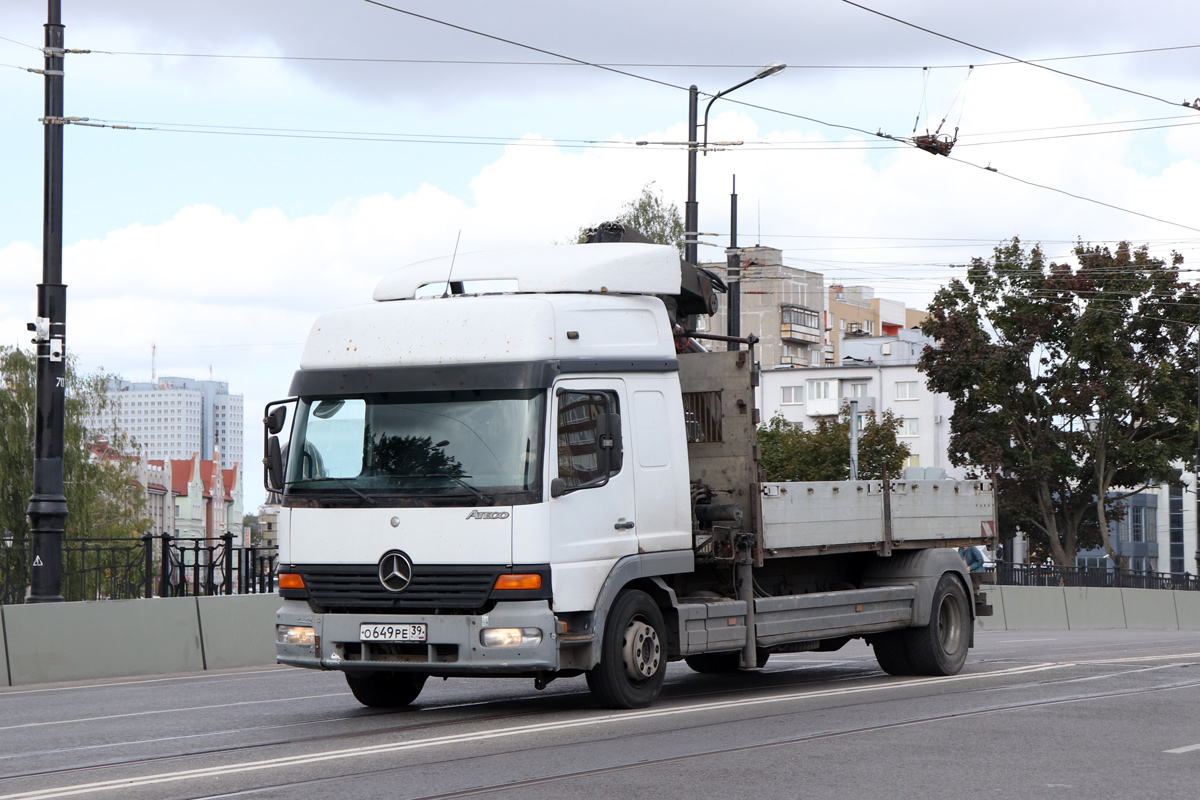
[275,599,560,676]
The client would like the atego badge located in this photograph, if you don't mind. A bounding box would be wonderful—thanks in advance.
[465,510,510,520]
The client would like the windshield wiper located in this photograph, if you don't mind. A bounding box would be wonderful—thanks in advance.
[292,477,378,506]
[395,474,496,506]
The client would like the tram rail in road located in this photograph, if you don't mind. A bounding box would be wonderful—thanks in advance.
[1,630,1198,800]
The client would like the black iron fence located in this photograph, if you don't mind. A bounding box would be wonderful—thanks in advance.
[0,533,278,605]
[989,562,1200,592]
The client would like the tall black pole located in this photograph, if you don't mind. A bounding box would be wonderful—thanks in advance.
[27,0,67,604]
[726,175,740,350]
[684,85,698,266]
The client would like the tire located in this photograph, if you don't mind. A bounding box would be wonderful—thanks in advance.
[871,630,913,675]
[586,590,668,709]
[685,648,770,673]
[345,671,427,708]
[903,573,971,676]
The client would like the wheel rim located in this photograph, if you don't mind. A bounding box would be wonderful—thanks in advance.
[936,592,963,652]
[622,618,661,681]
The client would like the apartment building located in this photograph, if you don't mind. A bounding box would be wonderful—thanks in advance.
[86,376,244,471]
[759,329,960,477]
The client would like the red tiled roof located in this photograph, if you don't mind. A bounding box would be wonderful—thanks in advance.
[170,458,195,496]
[221,464,239,501]
[199,461,218,499]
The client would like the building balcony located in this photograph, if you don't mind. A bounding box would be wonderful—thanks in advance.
[780,323,821,344]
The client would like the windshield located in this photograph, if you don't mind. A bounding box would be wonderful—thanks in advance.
[285,389,545,505]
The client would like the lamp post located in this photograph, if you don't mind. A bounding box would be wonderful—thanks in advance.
[27,0,68,604]
[683,62,785,267]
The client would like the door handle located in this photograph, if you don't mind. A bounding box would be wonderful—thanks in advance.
[614,519,635,530]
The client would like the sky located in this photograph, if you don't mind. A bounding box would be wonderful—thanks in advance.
[1,0,1198,511]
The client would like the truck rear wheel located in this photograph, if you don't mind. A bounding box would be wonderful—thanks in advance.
[871,631,913,675]
[903,573,970,675]
[345,671,427,708]
[586,589,667,709]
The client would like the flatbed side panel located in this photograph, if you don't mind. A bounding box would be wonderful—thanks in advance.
[761,479,993,555]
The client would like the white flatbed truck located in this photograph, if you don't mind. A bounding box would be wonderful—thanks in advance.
[266,231,995,709]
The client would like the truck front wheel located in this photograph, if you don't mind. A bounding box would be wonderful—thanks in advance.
[345,671,427,708]
[586,589,667,709]
[904,573,970,675]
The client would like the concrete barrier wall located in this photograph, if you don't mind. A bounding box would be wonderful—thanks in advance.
[196,594,282,671]
[996,585,1070,630]
[0,594,282,687]
[0,609,9,687]
[1064,587,1127,629]
[1177,592,1200,631]
[1122,588,1179,629]
[3,597,205,686]
[1,587,1197,687]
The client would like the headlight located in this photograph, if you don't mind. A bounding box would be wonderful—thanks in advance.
[276,625,316,646]
[480,627,543,647]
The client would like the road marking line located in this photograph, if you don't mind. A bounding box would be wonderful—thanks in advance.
[1165,743,1200,754]
[0,693,351,732]
[0,668,289,697]
[1076,652,1200,666]
[0,663,1069,800]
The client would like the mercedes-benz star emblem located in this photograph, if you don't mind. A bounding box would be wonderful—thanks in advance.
[378,550,414,593]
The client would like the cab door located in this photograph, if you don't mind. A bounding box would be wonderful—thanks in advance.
[548,380,636,609]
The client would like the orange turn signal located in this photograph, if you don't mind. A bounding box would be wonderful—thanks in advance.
[278,573,306,590]
[493,573,542,591]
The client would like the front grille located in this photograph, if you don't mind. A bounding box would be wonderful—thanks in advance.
[300,564,500,611]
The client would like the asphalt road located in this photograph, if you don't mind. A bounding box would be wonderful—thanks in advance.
[2,629,1199,800]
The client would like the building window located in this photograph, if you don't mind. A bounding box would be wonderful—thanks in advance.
[895,381,918,400]
[849,383,867,398]
[807,380,831,400]
[781,306,820,329]
[781,386,804,405]
[899,418,919,437]
[903,454,920,469]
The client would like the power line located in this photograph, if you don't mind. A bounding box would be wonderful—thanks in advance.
[0,34,40,51]
[358,0,687,93]
[945,155,1200,234]
[60,42,1200,72]
[840,0,1200,112]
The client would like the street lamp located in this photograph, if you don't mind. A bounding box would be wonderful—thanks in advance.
[684,62,786,266]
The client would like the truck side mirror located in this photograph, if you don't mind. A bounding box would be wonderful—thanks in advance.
[597,412,623,474]
[265,405,287,435]
[265,436,284,492]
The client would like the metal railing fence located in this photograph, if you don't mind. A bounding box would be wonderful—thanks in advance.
[989,562,1200,591]
[0,533,278,604]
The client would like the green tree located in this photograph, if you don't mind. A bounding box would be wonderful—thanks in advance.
[758,407,910,482]
[575,182,685,257]
[919,239,1198,566]
[0,346,149,543]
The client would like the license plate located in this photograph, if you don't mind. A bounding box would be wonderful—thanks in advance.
[360,623,427,642]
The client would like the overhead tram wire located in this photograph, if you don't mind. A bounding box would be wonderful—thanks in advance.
[54,40,1200,71]
[56,2,1200,237]
[945,155,1200,235]
[841,0,1200,111]
[357,0,688,93]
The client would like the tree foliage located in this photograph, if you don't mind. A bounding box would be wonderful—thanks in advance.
[575,182,685,257]
[0,346,149,543]
[758,407,911,482]
[919,239,1198,566]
